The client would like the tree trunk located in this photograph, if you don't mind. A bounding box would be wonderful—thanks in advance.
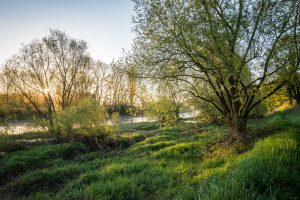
[175,108,180,120]
[49,117,54,126]
[227,115,247,139]
[289,97,294,106]
[296,95,300,105]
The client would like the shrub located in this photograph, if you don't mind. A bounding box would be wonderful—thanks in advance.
[74,127,116,150]
[110,112,120,133]
[52,98,107,135]
[145,97,179,128]
[192,100,223,123]
[50,98,113,149]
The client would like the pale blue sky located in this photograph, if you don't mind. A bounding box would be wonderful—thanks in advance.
[0,0,135,64]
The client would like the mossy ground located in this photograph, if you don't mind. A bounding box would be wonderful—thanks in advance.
[0,109,300,199]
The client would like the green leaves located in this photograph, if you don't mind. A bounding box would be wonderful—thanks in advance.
[145,96,179,127]
[133,0,299,136]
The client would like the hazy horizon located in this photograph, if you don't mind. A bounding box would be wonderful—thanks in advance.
[0,0,135,65]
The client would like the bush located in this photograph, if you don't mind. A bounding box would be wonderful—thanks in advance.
[193,100,223,123]
[52,98,107,135]
[50,98,113,149]
[145,97,179,128]
[74,127,116,150]
[249,102,267,118]
[110,112,120,133]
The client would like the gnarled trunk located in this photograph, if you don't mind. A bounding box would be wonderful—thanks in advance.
[226,114,247,139]
[296,95,300,105]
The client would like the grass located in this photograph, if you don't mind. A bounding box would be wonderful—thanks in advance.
[0,131,54,153]
[0,109,300,199]
[196,130,300,199]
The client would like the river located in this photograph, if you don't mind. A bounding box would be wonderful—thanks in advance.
[0,112,197,135]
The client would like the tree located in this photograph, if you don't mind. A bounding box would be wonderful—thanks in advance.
[158,79,187,119]
[0,70,10,106]
[277,9,300,105]
[104,56,145,115]
[133,0,299,137]
[106,60,128,111]
[43,29,93,110]
[127,64,138,110]
[4,39,56,122]
[90,60,110,105]
[286,73,300,105]
[4,29,92,124]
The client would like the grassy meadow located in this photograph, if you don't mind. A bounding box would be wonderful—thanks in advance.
[0,109,300,200]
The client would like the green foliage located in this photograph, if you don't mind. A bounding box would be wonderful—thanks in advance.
[110,112,120,133]
[145,97,179,127]
[193,100,223,123]
[52,98,107,135]
[133,0,298,137]
[0,95,35,122]
[50,98,114,149]
[260,86,289,113]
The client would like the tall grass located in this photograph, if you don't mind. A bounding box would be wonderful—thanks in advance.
[0,142,87,185]
[196,112,300,199]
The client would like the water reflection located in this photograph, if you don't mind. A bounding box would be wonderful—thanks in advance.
[0,112,197,135]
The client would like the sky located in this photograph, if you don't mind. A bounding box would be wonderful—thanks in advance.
[0,0,135,64]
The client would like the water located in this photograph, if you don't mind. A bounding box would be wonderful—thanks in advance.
[109,112,196,124]
[0,112,197,135]
[0,122,46,135]
[108,115,153,125]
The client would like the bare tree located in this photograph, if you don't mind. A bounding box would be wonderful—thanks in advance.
[4,40,56,122]
[44,29,92,110]
[4,29,92,124]
[91,61,110,105]
[0,69,10,105]
[106,61,129,109]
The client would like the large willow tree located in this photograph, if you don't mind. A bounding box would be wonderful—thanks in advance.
[133,0,299,137]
